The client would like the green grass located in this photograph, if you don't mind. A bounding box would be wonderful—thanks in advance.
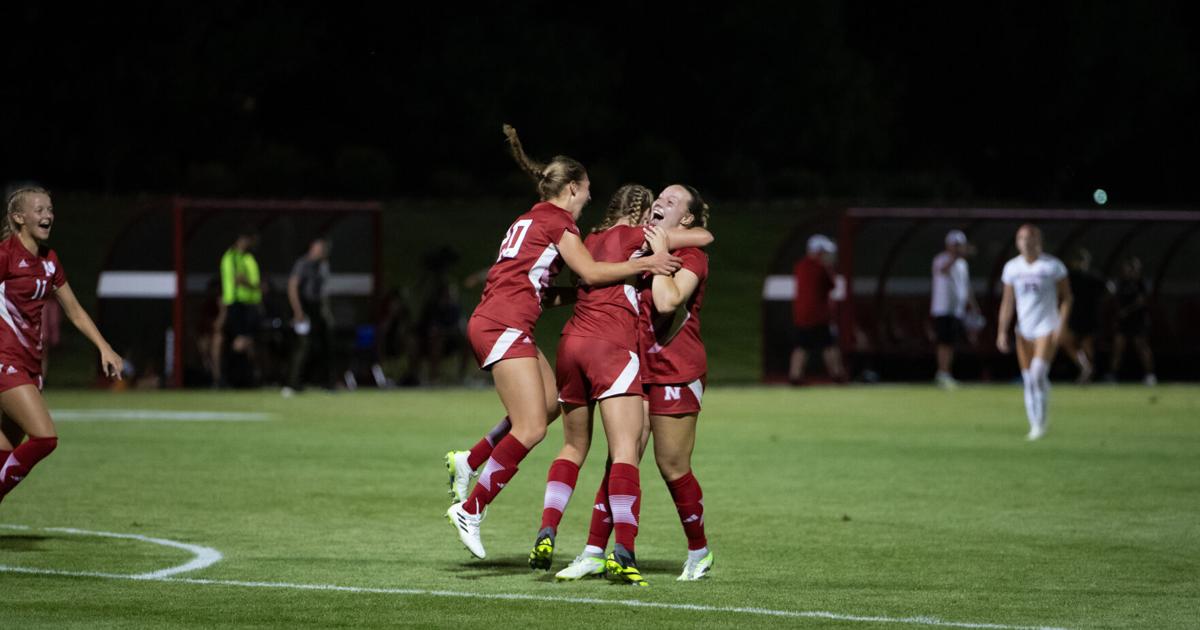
[2,385,1198,629]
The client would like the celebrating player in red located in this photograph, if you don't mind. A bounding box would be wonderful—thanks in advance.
[555,184,714,582]
[0,186,124,506]
[528,185,712,586]
[445,128,681,559]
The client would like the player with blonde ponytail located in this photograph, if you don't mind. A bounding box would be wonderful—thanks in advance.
[443,126,683,560]
[0,186,124,507]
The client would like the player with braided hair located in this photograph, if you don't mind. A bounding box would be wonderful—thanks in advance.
[527,184,712,586]
[0,186,124,507]
[444,127,683,560]
[556,184,716,583]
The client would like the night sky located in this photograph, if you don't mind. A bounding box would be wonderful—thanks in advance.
[5,2,1199,205]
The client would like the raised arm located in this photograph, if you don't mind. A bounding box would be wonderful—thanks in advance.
[996,283,1015,353]
[54,282,123,379]
[664,226,714,250]
[557,231,681,286]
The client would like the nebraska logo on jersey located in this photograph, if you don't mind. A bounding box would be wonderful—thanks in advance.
[663,386,682,401]
[42,260,56,276]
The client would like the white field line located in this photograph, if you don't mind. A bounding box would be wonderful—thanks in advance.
[51,410,272,422]
[0,524,1069,630]
[0,524,222,578]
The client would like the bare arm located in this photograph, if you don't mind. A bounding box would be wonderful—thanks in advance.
[287,274,305,321]
[54,282,124,379]
[935,253,959,274]
[664,226,714,250]
[996,283,1015,353]
[557,231,680,286]
[651,268,700,315]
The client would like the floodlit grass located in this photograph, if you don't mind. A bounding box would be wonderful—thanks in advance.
[2,384,1197,628]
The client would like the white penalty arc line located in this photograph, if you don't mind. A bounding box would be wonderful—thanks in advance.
[0,524,222,579]
[0,525,1068,630]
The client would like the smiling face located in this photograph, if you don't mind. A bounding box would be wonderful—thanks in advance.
[10,191,55,242]
[564,176,592,220]
[647,185,695,229]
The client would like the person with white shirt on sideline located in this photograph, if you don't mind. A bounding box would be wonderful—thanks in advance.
[997,224,1072,441]
[930,230,979,389]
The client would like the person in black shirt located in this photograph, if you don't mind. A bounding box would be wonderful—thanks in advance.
[1105,256,1157,385]
[283,237,334,394]
[1061,249,1106,383]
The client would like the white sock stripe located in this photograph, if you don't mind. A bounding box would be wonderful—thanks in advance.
[477,457,505,492]
[482,328,523,368]
[598,352,640,399]
[609,494,639,526]
[543,481,575,512]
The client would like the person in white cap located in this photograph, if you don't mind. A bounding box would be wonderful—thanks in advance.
[788,234,846,384]
[997,224,1072,441]
[930,229,978,388]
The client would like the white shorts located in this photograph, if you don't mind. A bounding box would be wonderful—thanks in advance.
[1017,316,1059,341]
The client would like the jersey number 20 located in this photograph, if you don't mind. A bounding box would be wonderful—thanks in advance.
[497,219,533,261]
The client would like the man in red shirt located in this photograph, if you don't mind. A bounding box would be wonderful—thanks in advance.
[788,235,845,384]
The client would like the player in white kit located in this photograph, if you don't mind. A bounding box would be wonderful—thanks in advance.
[996,224,1072,440]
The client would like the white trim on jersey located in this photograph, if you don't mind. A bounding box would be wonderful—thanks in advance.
[0,282,32,350]
[597,351,640,399]
[527,244,560,296]
[482,327,523,368]
[686,378,705,405]
[623,285,639,311]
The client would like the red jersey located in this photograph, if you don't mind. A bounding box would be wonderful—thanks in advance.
[473,202,581,332]
[640,247,708,383]
[792,255,833,327]
[561,225,646,352]
[0,236,67,374]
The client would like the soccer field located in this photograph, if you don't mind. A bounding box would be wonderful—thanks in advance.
[2,385,1197,629]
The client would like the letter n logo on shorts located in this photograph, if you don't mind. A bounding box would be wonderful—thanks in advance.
[663,386,681,401]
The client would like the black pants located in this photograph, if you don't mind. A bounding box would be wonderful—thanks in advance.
[288,304,334,389]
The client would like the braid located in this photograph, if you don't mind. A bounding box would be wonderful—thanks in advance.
[502,124,587,201]
[593,184,654,233]
[502,123,546,184]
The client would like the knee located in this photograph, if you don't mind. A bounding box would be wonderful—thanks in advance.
[656,455,690,481]
[513,424,547,447]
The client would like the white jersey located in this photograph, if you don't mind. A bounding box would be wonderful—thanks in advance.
[1002,254,1068,339]
[931,252,970,317]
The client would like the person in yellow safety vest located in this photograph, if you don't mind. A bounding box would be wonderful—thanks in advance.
[212,228,262,387]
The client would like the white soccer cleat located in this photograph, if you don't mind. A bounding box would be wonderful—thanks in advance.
[934,372,960,390]
[446,501,486,559]
[678,550,714,581]
[1025,426,1046,441]
[554,554,606,581]
[445,450,475,503]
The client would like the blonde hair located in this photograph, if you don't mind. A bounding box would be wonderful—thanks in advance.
[502,124,587,200]
[3,185,50,241]
[592,184,653,234]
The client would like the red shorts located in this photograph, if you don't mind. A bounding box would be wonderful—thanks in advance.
[645,376,705,415]
[556,335,643,406]
[0,364,43,393]
[467,315,538,370]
